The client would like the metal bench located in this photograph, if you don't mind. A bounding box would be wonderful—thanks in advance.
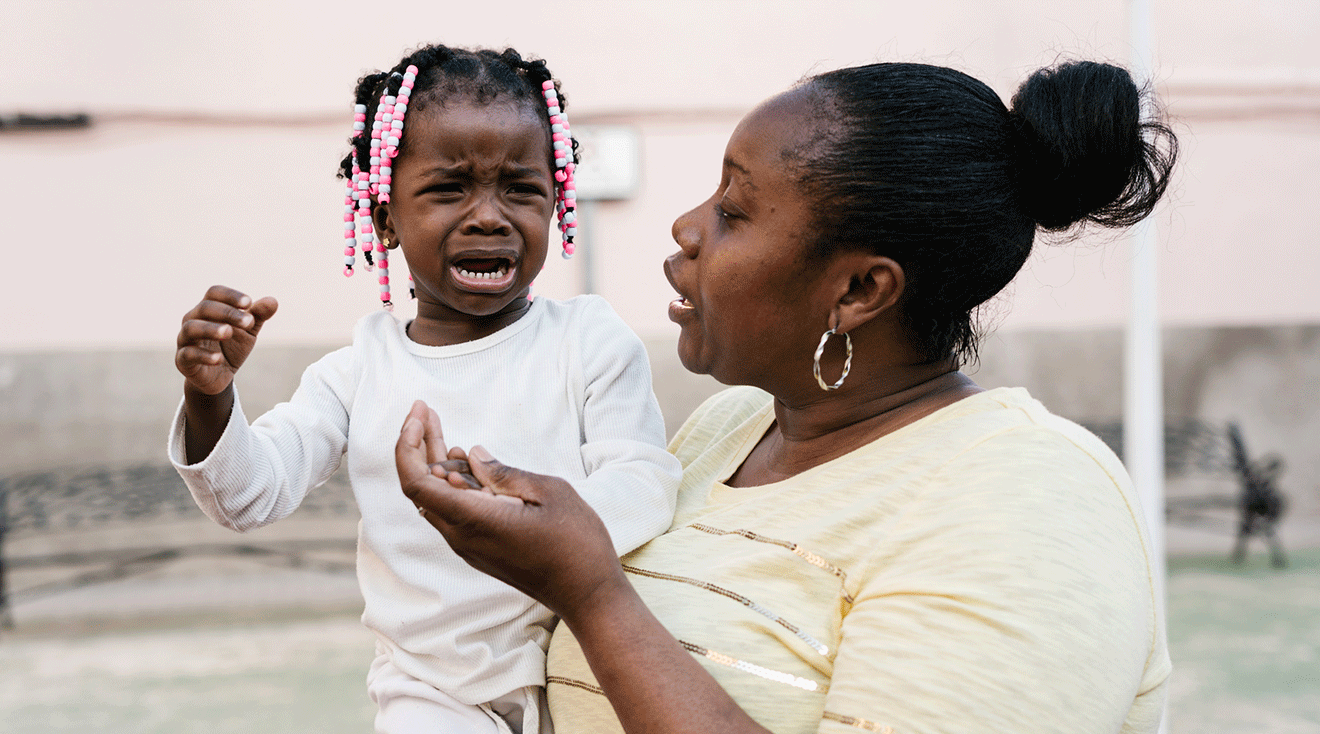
[1078,418,1287,567]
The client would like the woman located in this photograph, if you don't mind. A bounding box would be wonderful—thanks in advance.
[397,59,1177,734]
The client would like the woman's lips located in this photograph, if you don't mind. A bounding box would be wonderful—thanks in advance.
[668,296,696,324]
[451,263,518,292]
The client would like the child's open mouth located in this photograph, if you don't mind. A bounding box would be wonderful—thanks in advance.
[451,257,517,292]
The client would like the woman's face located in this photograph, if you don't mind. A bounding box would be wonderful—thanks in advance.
[664,86,838,390]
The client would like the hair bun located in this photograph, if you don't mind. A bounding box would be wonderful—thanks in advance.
[1009,61,1176,231]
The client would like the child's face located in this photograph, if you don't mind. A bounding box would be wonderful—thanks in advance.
[376,100,555,320]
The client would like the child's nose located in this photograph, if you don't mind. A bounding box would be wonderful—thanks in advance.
[462,192,512,236]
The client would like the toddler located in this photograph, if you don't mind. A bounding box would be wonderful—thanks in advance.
[169,44,680,734]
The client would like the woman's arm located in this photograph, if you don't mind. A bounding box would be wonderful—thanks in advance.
[396,402,770,734]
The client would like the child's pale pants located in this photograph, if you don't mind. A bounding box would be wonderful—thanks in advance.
[368,648,550,734]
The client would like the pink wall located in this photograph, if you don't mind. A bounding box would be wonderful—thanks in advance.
[3,0,1317,349]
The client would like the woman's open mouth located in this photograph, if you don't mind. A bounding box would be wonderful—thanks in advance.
[668,296,696,324]
[451,257,517,292]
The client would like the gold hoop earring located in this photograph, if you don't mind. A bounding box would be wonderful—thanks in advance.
[813,327,852,391]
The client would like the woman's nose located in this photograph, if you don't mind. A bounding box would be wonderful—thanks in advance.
[671,205,701,257]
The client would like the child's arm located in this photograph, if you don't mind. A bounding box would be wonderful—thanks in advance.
[169,287,354,532]
[569,299,682,554]
[175,285,278,464]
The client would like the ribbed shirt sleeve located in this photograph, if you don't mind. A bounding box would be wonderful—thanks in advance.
[571,297,681,555]
[166,347,355,532]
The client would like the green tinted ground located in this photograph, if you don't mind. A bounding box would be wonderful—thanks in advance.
[2,550,1317,733]
[1165,548,1320,733]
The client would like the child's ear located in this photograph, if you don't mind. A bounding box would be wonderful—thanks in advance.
[371,202,396,247]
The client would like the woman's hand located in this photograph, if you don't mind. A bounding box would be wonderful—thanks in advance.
[396,400,629,620]
[396,401,770,734]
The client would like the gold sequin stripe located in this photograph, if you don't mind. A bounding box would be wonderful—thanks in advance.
[688,523,854,603]
[546,675,604,696]
[623,565,830,656]
[822,711,896,732]
[679,640,826,693]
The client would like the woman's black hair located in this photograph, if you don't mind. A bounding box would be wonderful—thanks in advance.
[336,45,578,263]
[799,61,1177,365]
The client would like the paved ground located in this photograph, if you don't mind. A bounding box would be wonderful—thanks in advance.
[3,543,1318,733]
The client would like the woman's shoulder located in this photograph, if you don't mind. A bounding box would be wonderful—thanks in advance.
[950,387,1129,487]
[906,387,1149,559]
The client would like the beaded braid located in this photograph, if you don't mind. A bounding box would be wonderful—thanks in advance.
[543,80,578,257]
[337,45,580,309]
[342,66,417,310]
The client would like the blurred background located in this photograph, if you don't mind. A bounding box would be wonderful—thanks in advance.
[1,1,1316,732]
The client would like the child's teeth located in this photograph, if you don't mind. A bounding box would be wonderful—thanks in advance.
[456,266,509,281]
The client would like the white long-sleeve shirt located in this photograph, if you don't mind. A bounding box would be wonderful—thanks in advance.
[169,295,680,705]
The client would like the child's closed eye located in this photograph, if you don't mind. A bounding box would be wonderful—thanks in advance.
[507,182,548,197]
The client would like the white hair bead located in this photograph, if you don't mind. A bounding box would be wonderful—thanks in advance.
[345,256,356,266]
[379,184,390,194]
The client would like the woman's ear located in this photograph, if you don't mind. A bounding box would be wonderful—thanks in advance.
[371,202,397,248]
[834,254,905,334]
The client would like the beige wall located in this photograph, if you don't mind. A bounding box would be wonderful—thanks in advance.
[2,0,1319,353]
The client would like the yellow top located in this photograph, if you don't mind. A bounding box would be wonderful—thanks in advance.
[546,386,1170,734]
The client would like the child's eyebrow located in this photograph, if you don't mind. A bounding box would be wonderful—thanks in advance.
[503,164,549,179]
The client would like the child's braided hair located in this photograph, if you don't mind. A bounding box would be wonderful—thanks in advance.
[337,44,580,308]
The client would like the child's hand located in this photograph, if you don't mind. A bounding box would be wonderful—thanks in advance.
[176,285,279,396]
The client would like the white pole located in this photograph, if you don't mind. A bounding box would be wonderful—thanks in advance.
[1126,1,1169,731]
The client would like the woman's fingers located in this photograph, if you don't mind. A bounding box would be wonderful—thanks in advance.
[467,446,539,504]
[429,460,481,489]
